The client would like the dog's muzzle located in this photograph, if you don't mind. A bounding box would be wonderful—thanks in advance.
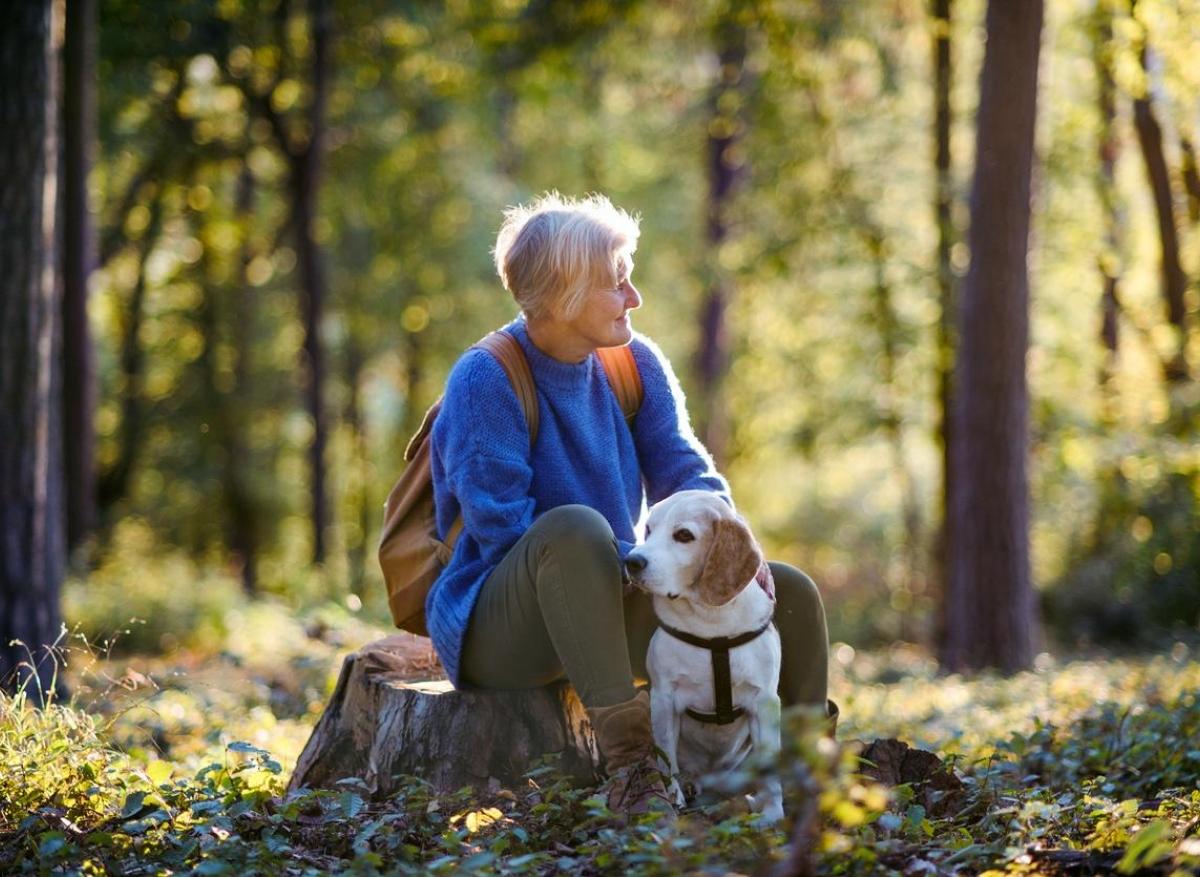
[622,553,647,587]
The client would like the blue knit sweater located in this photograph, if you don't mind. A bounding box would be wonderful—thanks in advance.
[426,317,730,686]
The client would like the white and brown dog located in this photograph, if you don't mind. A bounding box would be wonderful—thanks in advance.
[623,489,784,823]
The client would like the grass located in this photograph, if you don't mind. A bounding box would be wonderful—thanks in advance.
[2,584,1200,874]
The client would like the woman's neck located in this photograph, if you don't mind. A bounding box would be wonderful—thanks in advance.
[524,315,594,364]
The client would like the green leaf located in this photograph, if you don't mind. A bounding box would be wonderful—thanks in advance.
[194,859,232,875]
[227,741,265,755]
[145,759,173,785]
[121,790,149,818]
[1117,820,1173,874]
[338,791,365,819]
[37,832,67,857]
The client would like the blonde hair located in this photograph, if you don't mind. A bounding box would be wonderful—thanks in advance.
[493,192,640,320]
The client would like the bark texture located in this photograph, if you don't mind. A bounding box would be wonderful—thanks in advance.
[288,637,601,798]
[0,0,66,700]
[294,0,332,564]
[1093,5,1122,414]
[254,0,333,564]
[1131,41,1188,381]
[932,0,954,643]
[61,0,96,552]
[941,0,1043,673]
[695,7,749,465]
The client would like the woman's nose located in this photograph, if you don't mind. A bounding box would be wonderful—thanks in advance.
[624,280,642,310]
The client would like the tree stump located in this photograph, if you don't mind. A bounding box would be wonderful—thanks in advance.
[287,636,600,799]
[858,738,966,818]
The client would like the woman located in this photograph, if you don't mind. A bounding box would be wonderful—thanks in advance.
[426,192,833,816]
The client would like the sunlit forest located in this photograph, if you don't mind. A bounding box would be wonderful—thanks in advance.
[3,0,1200,872]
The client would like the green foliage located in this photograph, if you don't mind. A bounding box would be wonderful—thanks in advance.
[5,647,1200,874]
[64,518,248,655]
[1046,467,1200,648]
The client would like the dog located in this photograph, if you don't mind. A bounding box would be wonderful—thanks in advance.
[623,489,784,823]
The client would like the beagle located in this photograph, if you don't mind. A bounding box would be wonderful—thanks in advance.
[624,490,784,823]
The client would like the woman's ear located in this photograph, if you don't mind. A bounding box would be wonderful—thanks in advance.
[696,517,763,607]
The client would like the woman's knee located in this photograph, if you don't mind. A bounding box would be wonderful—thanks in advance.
[769,562,827,624]
[530,504,615,547]
[527,505,621,589]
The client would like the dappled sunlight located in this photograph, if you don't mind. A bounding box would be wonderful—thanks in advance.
[4,0,1200,872]
[835,644,1200,760]
[5,639,1199,872]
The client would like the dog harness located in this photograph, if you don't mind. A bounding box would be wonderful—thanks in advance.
[656,618,775,725]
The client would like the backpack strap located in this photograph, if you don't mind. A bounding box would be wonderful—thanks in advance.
[596,345,643,423]
[474,330,539,444]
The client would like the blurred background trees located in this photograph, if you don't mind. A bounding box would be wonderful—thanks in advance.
[4,0,1199,687]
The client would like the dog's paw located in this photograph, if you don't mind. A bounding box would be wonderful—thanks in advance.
[667,778,686,808]
[760,797,785,825]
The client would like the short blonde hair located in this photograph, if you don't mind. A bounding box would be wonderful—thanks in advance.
[493,192,640,320]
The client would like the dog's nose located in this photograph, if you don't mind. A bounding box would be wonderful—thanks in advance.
[623,554,647,577]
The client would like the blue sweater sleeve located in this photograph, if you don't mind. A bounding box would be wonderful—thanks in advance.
[432,349,536,565]
[628,335,732,507]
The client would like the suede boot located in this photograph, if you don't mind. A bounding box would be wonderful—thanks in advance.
[586,690,675,818]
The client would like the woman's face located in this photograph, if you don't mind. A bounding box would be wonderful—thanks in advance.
[562,257,642,350]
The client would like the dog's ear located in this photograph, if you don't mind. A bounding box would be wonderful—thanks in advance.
[696,517,763,607]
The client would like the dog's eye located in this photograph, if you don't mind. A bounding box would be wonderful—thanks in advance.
[673,529,694,543]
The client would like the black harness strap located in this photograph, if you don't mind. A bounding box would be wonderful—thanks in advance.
[656,618,774,725]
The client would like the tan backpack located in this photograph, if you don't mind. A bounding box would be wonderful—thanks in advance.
[379,329,644,635]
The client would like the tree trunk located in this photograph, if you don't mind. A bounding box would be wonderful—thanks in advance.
[493,82,522,181]
[343,335,374,599]
[867,231,923,634]
[932,0,954,649]
[196,168,258,594]
[0,0,66,701]
[61,0,96,556]
[402,324,427,440]
[1130,33,1188,382]
[1094,6,1122,420]
[96,195,163,515]
[292,0,332,564]
[940,0,1043,674]
[695,8,749,466]
[288,636,600,798]
[241,0,332,565]
[1181,135,1200,227]
[227,166,259,594]
[1090,4,1132,545]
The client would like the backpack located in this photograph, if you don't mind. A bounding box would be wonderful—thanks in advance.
[379,329,644,636]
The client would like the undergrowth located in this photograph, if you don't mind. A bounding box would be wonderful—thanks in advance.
[2,634,1200,874]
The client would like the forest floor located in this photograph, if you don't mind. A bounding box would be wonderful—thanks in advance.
[3,594,1200,875]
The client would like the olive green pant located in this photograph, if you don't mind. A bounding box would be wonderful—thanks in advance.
[460,504,830,711]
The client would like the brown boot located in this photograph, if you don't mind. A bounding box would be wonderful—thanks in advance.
[586,690,675,818]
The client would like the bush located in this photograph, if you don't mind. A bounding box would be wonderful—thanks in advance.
[63,519,248,655]
[1045,471,1200,648]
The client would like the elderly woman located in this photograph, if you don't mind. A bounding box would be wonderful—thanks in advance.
[426,192,833,816]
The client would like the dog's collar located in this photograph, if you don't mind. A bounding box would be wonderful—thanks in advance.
[656,616,774,725]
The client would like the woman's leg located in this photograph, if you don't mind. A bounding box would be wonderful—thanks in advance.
[623,587,657,687]
[769,562,832,714]
[460,504,672,815]
[460,504,638,708]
